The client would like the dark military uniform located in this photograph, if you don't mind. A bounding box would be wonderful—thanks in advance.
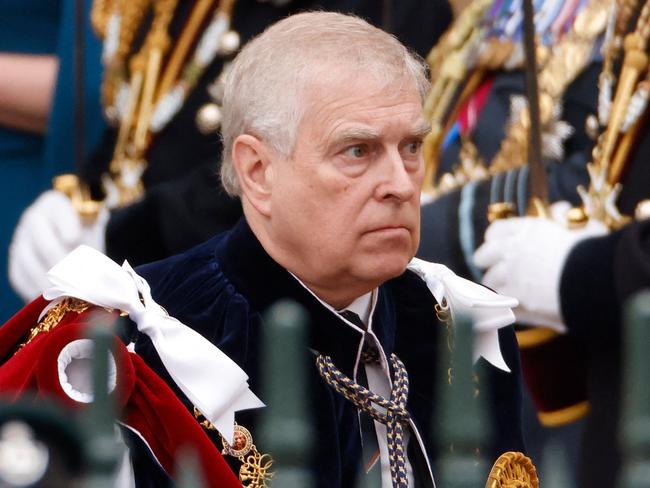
[558,144,650,487]
[414,2,650,484]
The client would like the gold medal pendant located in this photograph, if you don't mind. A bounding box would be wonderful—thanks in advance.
[221,424,273,488]
[194,408,273,487]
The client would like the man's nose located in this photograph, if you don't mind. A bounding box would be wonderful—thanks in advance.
[375,150,418,202]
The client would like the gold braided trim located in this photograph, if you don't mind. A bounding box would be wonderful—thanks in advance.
[485,451,539,488]
[18,298,91,352]
[155,0,214,102]
[515,327,560,349]
[537,400,590,427]
[100,0,152,111]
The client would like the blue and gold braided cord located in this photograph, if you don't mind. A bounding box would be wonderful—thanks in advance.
[316,353,411,488]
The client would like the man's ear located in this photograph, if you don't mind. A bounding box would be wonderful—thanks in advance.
[231,134,275,216]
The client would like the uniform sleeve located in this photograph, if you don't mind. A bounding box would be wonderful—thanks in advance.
[559,219,650,339]
[614,218,650,299]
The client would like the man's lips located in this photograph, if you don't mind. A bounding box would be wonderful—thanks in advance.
[364,225,411,235]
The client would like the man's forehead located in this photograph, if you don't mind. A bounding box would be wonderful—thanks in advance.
[304,64,418,99]
[302,87,425,144]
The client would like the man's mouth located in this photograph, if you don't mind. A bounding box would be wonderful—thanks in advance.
[365,225,410,236]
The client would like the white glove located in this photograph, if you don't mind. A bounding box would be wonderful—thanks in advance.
[473,207,607,332]
[9,190,109,302]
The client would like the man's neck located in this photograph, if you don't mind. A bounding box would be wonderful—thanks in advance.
[244,209,380,309]
[290,271,376,324]
[289,274,375,310]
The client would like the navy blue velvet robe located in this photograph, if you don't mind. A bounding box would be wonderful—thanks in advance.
[135,218,525,486]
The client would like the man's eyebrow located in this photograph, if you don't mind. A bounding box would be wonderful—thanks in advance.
[330,126,382,144]
[325,121,432,150]
[410,120,432,139]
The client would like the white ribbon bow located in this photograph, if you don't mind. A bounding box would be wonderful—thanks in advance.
[41,245,264,443]
[407,257,518,372]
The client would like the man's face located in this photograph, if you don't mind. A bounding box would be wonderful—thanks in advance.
[266,71,427,305]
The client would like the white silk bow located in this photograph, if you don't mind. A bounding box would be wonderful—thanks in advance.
[41,245,264,444]
[407,257,518,372]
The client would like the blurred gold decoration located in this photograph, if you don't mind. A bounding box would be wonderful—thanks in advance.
[433,137,489,197]
[99,0,153,118]
[91,0,241,207]
[576,1,650,229]
[90,0,113,36]
[485,451,539,488]
[566,206,590,228]
[449,0,475,19]
[53,174,103,221]
[422,0,611,198]
[422,0,492,194]
[489,0,611,175]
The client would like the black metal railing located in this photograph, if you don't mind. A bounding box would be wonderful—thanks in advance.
[2,290,650,487]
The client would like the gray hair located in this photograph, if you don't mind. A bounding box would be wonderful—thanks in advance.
[220,11,430,196]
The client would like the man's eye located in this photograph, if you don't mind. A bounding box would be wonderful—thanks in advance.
[404,141,422,155]
[344,145,368,158]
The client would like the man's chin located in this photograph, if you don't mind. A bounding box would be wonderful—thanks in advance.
[360,253,412,283]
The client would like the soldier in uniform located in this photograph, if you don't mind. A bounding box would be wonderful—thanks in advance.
[475,173,649,488]
[8,0,452,303]
[416,0,609,281]
[412,0,613,479]
[473,0,650,484]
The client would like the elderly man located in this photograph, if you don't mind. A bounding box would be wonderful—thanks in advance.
[135,12,525,487]
[9,0,452,315]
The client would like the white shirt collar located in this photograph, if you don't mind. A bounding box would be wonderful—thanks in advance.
[288,272,377,331]
[337,292,373,326]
